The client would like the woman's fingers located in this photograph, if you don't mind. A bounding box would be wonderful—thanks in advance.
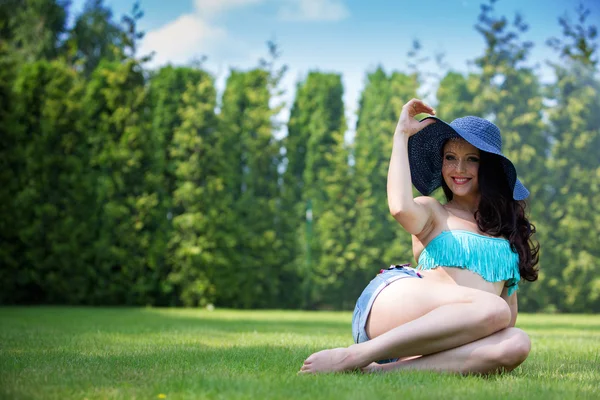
[396,98,436,137]
[407,98,435,116]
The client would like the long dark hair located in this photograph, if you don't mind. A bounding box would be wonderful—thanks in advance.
[441,150,539,282]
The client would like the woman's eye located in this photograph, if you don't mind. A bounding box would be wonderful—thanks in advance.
[445,155,455,161]
[468,157,480,162]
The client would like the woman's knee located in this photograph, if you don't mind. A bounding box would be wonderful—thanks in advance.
[488,328,531,371]
[502,329,531,369]
[478,295,512,334]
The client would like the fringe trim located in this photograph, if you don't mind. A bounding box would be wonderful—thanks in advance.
[418,230,520,295]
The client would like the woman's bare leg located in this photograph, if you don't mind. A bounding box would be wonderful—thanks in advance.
[299,279,511,374]
[364,328,531,375]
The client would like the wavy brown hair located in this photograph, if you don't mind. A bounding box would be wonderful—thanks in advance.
[441,149,540,282]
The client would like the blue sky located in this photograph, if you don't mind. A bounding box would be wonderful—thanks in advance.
[70,0,599,132]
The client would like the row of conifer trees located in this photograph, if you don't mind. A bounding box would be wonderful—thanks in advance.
[1,0,598,312]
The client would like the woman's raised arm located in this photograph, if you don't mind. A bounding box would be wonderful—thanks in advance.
[387,99,437,235]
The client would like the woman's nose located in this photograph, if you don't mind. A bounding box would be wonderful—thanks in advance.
[457,160,466,173]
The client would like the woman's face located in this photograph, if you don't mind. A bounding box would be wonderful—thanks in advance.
[442,139,480,198]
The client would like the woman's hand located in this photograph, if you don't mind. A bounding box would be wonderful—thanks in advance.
[395,98,436,138]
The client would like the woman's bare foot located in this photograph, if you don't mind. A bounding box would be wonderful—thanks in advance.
[299,347,365,374]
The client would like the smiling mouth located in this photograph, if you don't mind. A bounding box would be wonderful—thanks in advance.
[452,177,471,185]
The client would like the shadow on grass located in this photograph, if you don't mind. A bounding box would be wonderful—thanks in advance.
[0,307,351,336]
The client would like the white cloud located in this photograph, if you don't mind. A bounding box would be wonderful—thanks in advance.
[140,0,350,68]
[140,0,271,68]
[194,0,266,16]
[278,0,350,21]
[139,14,226,66]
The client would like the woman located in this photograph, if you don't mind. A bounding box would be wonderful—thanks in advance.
[299,98,539,375]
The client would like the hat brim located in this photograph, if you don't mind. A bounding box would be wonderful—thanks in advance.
[408,116,529,200]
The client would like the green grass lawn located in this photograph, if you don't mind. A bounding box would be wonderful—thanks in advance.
[0,308,598,399]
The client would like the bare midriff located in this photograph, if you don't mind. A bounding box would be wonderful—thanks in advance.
[410,206,509,297]
[416,267,505,296]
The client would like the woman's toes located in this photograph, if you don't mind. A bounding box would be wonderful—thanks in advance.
[298,364,312,374]
[298,348,358,373]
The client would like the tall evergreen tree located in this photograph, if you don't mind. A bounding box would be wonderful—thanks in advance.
[278,79,312,309]
[435,71,482,121]
[216,69,282,308]
[545,5,600,312]
[7,60,92,303]
[166,70,221,307]
[282,72,350,308]
[312,113,354,309]
[147,66,207,305]
[0,43,25,303]
[82,59,163,305]
[148,66,207,208]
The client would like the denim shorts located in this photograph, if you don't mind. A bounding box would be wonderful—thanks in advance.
[351,264,422,364]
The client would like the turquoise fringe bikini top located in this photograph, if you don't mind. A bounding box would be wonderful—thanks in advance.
[417,230,520,296]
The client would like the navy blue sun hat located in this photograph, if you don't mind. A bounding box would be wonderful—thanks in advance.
[408,115,530,200]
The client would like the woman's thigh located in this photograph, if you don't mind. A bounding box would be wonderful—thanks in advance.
[366,278,502,339]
